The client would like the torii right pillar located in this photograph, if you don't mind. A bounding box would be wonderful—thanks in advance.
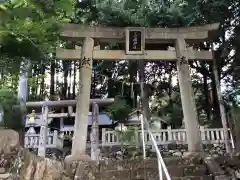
[175,38,202,152]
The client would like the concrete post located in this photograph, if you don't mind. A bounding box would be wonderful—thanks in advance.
[90,103,100,161]
[175,38,202,152]
[101,128,106,145]
[167,126,172,142]
[38,105,49,157]
[71,37,94,157]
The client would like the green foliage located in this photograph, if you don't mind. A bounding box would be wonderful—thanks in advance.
[0,0,75,129]
[150,90,183,128]
[0,86,21,129]
[0,74,19,92]
[225,88,240,107]
[114,126,138,145]
[78,0,190,27]
[0,75,19,128]
[107,95,132,123]
[0,0,75,65]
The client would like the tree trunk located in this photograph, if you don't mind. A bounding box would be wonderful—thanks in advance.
[62,61,69,99]
[50,60,55,99]
[40,64,45,98]
[168,65,173,109]
[129,61,138,108]
[233,24,240,96]
[212,47,231,153]
[138,61,151,121]
[68,62,72,99]
[231,24,240,151]
[210,64,222,127]
[203,70,211,121]
[233,108,240,151]
[72,61,77,99]
[91,69,96,99]
[31,65,38,98]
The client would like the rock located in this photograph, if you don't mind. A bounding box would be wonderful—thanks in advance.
[19,149,68,180]
[33,159,46,180]
[19,150,37,180]
[0,173,10,179]
[173,152,182,157]
[235,169,240,179]
[0,129,19,154]
[43,159,63,179]
[61,176,72,180]
[0,167,6,173]
[182,152,200,158]
[0,130,72,180]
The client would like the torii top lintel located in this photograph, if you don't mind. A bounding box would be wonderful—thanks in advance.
[60,23,219,43]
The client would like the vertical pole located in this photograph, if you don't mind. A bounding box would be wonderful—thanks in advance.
[53,130,58,147]
[135,129,140,148]
[68,106,73,115]
[175,38,202,152]
[0,105,3,126]
[200,126,205,141]
[71,37,94,156]
[60,108,64,130]
[91,102,100,161]
[18,59,31,103]
[212,49,231,153]
[102,128,106,145]
[158,157,163,180]
[167,126,172,142]
[38,105,49,157]
[140,113,146,159]
[17,58,31,145]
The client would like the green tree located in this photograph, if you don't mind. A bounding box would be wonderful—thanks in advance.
[107,95,132,123]
[0,0,75,130]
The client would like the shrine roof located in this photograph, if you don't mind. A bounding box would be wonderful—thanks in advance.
[24,113,113,127]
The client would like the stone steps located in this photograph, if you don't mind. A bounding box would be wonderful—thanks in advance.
[99,157,203,171]
[76,157,211,180]
[172,176,213,180]
[94,165,208,180]
[106,178,212,180]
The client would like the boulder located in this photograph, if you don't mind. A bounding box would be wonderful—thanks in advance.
[0,129,19,154]
[18,149,70,180]
[0,129,71,180]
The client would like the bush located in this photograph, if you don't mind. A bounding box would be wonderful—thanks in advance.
[0,87,22,129]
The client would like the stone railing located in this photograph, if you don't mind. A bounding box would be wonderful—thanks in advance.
[24,130,63,149]
[25,126,234,150]
[101,126,235,148]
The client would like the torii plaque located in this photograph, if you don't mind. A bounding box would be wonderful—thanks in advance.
[125,27,145,55]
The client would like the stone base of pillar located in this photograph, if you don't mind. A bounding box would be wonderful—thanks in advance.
[182,152,206,162]
[64,154,98,180]
[64,154,91,175]
[74,161,97,180]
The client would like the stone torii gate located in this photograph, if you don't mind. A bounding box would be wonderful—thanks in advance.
[57,23,219,160]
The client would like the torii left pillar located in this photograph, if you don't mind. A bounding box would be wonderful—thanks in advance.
[65,37,94,164]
